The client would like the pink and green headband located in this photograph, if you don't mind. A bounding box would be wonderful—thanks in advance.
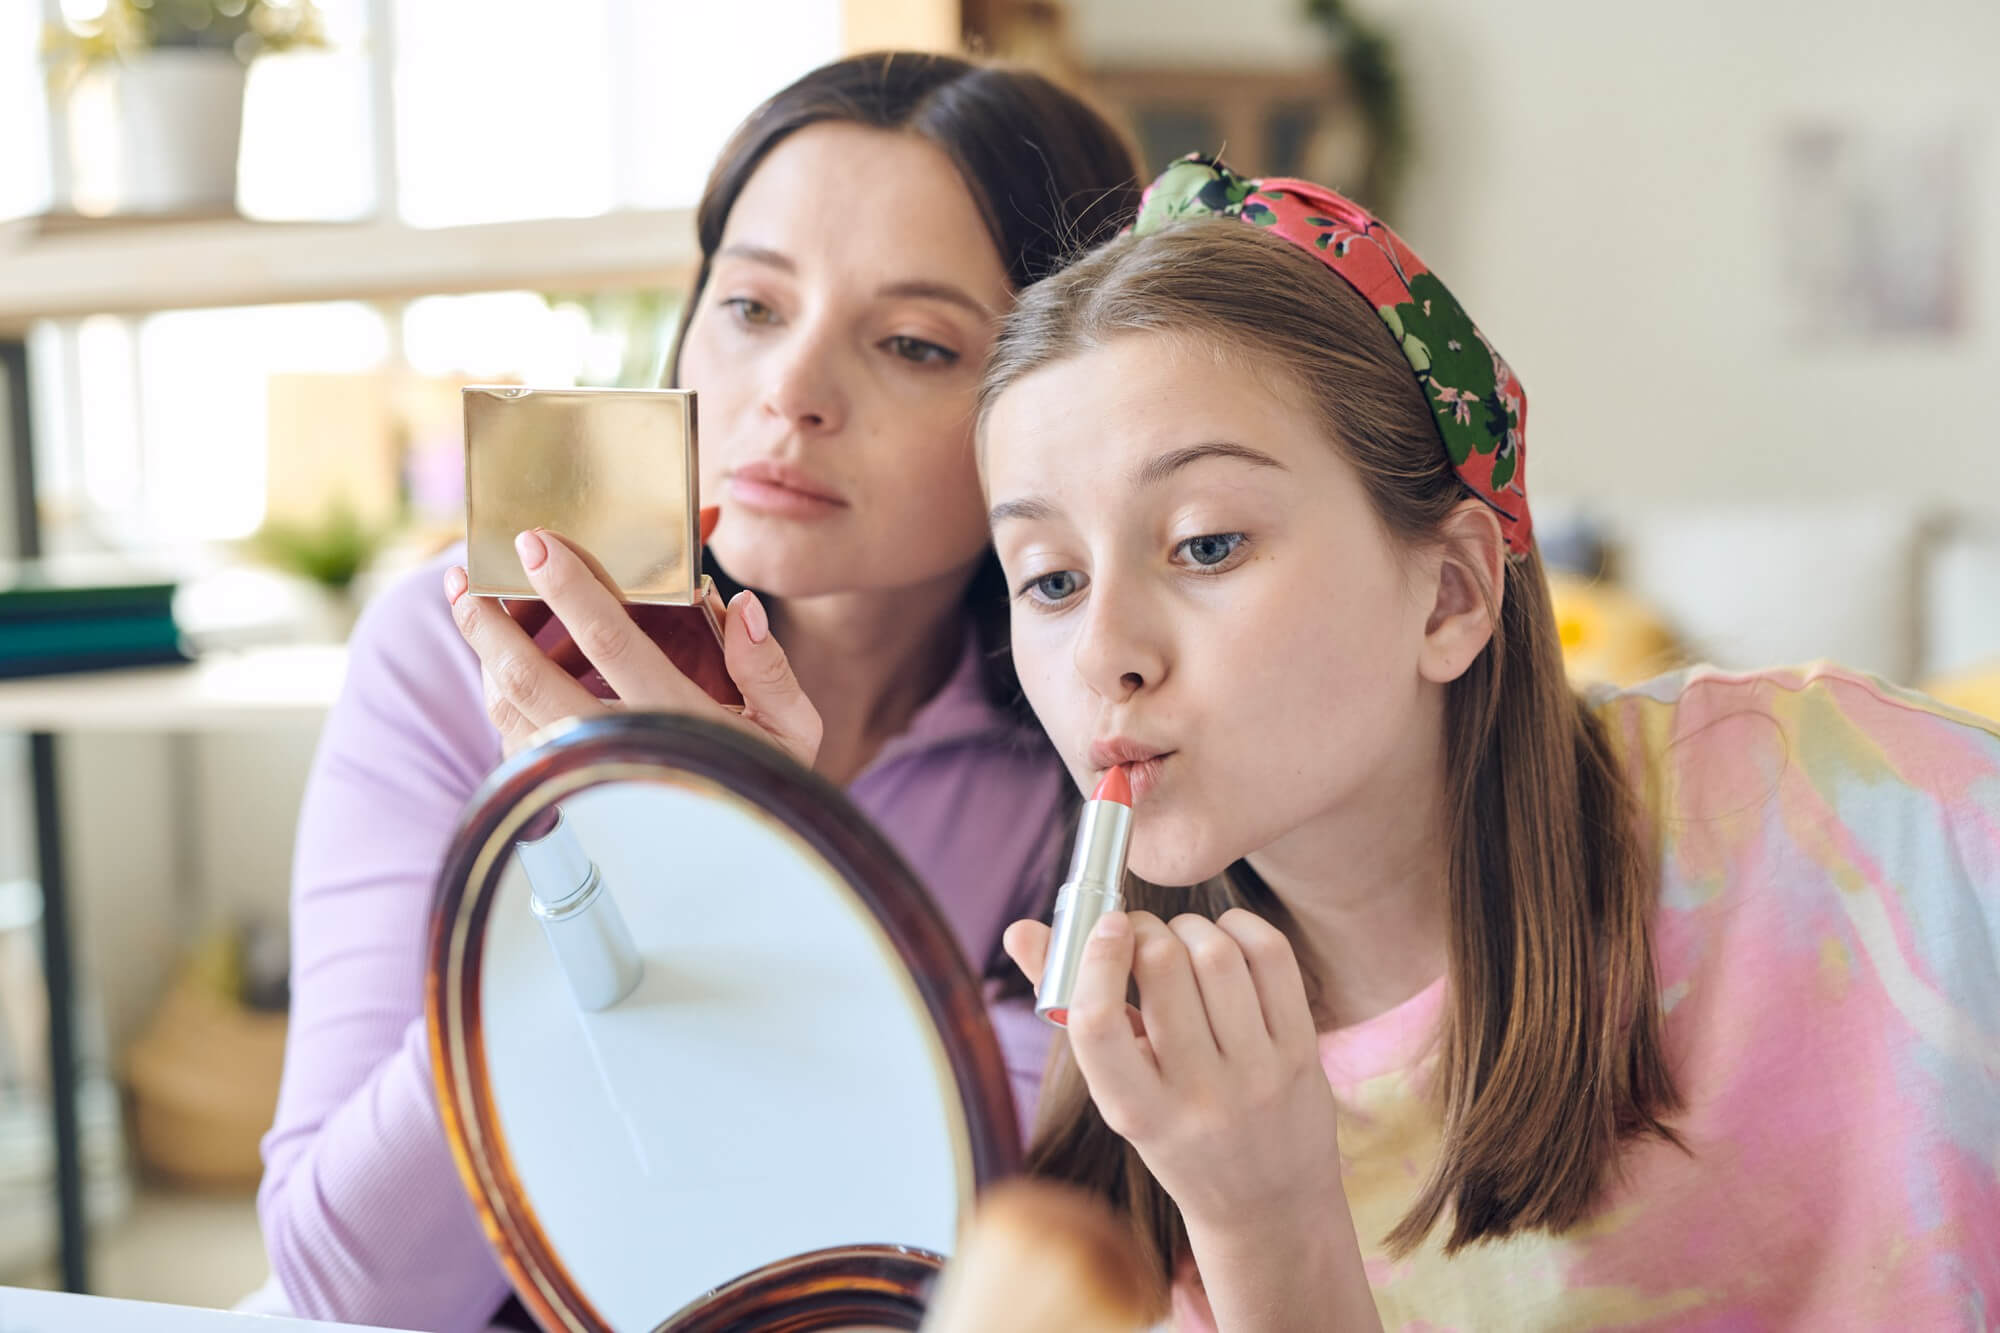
[1132,156,1533,558]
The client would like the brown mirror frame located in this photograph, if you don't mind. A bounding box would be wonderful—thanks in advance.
[426,712,1022,1332]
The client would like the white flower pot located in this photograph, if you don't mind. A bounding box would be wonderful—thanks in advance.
[63,49,248,217]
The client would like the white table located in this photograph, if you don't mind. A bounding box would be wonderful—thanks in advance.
[0,646,347,732]
[0,647,346,1293]
[0,1286,414,1332]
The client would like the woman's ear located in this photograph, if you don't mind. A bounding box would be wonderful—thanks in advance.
[1419,500,1507,685]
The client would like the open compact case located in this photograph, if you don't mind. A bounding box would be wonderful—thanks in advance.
[462,386,740,709]
[425,711,1023,1331]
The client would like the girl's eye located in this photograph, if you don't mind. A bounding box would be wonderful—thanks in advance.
[1018,569,1084,606]
[883,334,959,366]
[1177,533,1245,568]
[723,297,777,326]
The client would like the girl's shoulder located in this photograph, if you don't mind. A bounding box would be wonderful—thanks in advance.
[1585,660,2000,809]
[1584,661,1998,1011]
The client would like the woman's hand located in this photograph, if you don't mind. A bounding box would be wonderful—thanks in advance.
[1005,910,1380,1332]
[446,528,822,769]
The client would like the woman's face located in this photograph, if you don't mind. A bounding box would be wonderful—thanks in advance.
[679,122,1014,600]
[984,333,1453,887]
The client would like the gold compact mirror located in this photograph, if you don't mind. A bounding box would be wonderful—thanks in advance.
[427,713,1022,1331]
[464,386,703,606]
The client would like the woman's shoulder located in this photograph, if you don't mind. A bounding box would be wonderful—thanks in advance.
[334,542,491,755]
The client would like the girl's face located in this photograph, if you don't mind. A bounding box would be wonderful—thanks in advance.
[679,122,1014,599]
[985,333,1458,887]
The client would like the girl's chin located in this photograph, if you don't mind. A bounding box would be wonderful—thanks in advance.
[1126,840,1243,895]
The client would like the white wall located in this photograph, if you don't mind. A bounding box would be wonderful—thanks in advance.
[1073,0,2000,515]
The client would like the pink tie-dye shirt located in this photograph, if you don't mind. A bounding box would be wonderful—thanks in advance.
[1175,664,2000,1331]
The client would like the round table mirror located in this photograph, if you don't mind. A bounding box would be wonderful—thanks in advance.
[427,713,1023,1331]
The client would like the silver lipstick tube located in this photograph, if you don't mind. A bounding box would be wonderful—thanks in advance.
[1034,798,1133,1025]
[517,809,643,1012]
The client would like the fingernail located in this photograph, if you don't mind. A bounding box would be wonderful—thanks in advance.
[1092,911,1129,940]
[515,529,548,572]
[444,566,468,604]
[739,590,769,643]
[700,505,721,545]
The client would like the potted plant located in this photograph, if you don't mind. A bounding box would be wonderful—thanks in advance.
[43,0,327,217]
[246,499,385,641]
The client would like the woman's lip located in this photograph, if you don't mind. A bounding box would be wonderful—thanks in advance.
[728,461,847,504]
[726,474,846,518]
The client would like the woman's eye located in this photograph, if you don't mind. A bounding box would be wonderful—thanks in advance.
[723,297,777,326]
[1177,533,1245,568]
[1019,569,1084,605]
[884,334,958,366]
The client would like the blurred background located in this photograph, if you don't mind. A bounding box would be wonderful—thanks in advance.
[0,0,1995,1312]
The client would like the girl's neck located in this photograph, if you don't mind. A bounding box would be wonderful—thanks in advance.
[1246,720,1453,1033]
[765,568,974,785]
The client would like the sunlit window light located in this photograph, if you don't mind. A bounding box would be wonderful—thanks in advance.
[135,303,390,543]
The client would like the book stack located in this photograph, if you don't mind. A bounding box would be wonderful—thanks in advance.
[0,558,193,679]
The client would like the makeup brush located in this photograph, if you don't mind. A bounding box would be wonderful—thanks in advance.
[921,1180,1163,1333]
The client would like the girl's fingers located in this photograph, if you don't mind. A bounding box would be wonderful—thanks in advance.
[1127,912,1222,1082]
[1166,913,1267,1061]
[1003,919,1052,989]
[1063,912,1162,1131]
[1215,908,1317,1057]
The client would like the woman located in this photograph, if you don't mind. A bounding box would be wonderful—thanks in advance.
[259,53,1140,1331]
[979,158,1999,1329]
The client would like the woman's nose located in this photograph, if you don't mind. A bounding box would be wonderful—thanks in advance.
[762,327,848,435]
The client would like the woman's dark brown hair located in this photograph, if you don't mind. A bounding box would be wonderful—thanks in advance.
[979,223,1680,1284]
[666,51,1143,718]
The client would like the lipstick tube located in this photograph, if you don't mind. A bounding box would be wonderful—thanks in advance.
[1035,768,1133,1027]
[517,809,643,1012]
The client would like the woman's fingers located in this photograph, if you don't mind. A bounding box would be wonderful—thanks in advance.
[1216,908,1317,1058]
[722,589,821,768]
[520,531,714,714]
[481,669,542,758]
[449,568,603,731]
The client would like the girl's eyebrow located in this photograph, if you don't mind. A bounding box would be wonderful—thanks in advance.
[989,496,1057,526]
[1133,441,1286,487]
[988,441,1285,528]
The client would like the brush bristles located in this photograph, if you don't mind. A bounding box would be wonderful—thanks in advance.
[921,1181,1163,1332]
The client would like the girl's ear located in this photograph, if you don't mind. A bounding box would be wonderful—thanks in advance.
[1419,500,1507,685]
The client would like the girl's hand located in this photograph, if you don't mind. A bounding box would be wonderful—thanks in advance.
[446,528,821,769]
[1005,910,1380,1332]
[1005,908,1339,1233]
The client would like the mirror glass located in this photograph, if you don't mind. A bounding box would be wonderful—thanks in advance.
[428,714,1021,1331]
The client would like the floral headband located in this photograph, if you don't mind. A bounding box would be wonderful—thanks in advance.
[1131,156,1532,558]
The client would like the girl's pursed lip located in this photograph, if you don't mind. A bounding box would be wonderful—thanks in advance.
[1088,737,1170,769]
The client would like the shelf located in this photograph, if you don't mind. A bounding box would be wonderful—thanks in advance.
[0,209,700,332]
[0,645,346,733]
